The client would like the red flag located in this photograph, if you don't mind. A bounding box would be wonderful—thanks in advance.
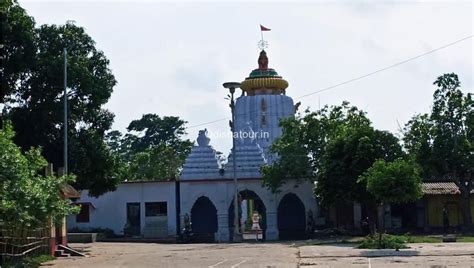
[260,25,271,31]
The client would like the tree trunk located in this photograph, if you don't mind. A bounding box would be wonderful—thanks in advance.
[377,203,384,248]
[364,203,377,235]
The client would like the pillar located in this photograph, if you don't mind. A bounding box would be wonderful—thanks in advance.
[216,212,230,242]
[265,211,278,240]
[59,217,67,246]
[48,218,56,256]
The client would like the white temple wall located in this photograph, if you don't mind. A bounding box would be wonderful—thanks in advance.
[180,179,318,242]
[67,181,177,237]
[277,180,319,216]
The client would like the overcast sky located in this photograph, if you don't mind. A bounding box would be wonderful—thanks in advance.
[21,0,473,154]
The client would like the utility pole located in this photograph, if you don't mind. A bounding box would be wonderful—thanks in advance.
[63,47,68,175]
[63,20,75,175]
[223,82,242,242]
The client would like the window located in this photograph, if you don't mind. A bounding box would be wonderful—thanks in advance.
[145,202,167,217]
[76,204,90,223]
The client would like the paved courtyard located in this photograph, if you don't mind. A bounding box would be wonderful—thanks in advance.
[43,242,474,267]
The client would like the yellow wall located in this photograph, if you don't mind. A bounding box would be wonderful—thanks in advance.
[426,195,474,227]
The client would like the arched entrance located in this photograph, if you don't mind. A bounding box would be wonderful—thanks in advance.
[191,196,218,242]
[278,193,306,240]
[228,190,266,241]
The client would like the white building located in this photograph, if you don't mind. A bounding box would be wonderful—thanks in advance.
[67,181,177,238]
[68,49,320,241]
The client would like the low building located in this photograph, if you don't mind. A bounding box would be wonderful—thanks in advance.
[421,182,474,229]
[68,181,177,238]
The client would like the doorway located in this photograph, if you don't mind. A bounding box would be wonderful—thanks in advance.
[126,202,141,236]
[228,190,266,241]
[190,196,218,242]
[278,193,306,240]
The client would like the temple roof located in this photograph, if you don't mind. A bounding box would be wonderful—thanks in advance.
[179,129,221,180]
[223,124,266,178]
[248,68,280,78]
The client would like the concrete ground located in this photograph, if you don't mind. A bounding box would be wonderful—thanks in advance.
[299,243,474,267]
[43,242,474,267]
[43,242,299,268]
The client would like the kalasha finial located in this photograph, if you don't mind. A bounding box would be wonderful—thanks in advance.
[258,50,268,70]
[258,40,268,50]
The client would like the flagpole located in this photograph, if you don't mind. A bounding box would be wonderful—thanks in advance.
[258,25,270,50]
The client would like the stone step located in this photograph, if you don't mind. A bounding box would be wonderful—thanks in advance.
[54,249,71,258]
[58,244,86,257]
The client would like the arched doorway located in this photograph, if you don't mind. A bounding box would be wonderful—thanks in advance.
[191,196,218,242]
[228,190,266,241]
[278,193,306,240]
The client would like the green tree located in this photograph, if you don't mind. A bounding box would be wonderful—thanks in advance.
[263,102,404,231]
[113,114,193,181]
[361,159,422,204]
[359,159,422,246]
[404,73,473,227]
[0,123,79,231]
[262,102,371,191]
[0,0,36,104]
[316,126,403,207]
[2,0,119,196]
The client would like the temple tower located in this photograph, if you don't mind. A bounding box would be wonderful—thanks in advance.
[234,50,295,159]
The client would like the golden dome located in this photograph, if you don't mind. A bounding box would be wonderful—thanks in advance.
[241,50,289,94]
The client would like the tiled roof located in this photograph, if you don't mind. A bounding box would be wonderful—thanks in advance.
[60,183,81,199]
[421,182,473,195]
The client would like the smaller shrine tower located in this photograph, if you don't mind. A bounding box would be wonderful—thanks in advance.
[234,50,295,159]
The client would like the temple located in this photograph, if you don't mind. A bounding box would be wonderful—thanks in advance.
[67,48,320,242]
[179,49,318,241]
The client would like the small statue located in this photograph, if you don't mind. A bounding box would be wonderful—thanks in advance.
[184,213,192,230]
[258,50,269,70]
[294,102,301,113]
[181,213,193,243]
[251,211,261,241]
[196,129,210,147]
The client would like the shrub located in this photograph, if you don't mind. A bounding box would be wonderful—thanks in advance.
[358,234,409,250]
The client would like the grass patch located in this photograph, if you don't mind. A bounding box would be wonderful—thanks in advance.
[305,236,364,245]
[307,234,474,247]
[23,255,56,267]
[1,255,55,268]
[405,235,442,243]
[455,236,474,242]
[404,234,474,243]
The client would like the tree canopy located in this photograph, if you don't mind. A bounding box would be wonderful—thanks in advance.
[2,0,119,196]
[359,159,422,204]
[316,125,403,206]
[110,114,193,181]
[262,102,371,191]
[262,102,403,207]
[404,73,473,226]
